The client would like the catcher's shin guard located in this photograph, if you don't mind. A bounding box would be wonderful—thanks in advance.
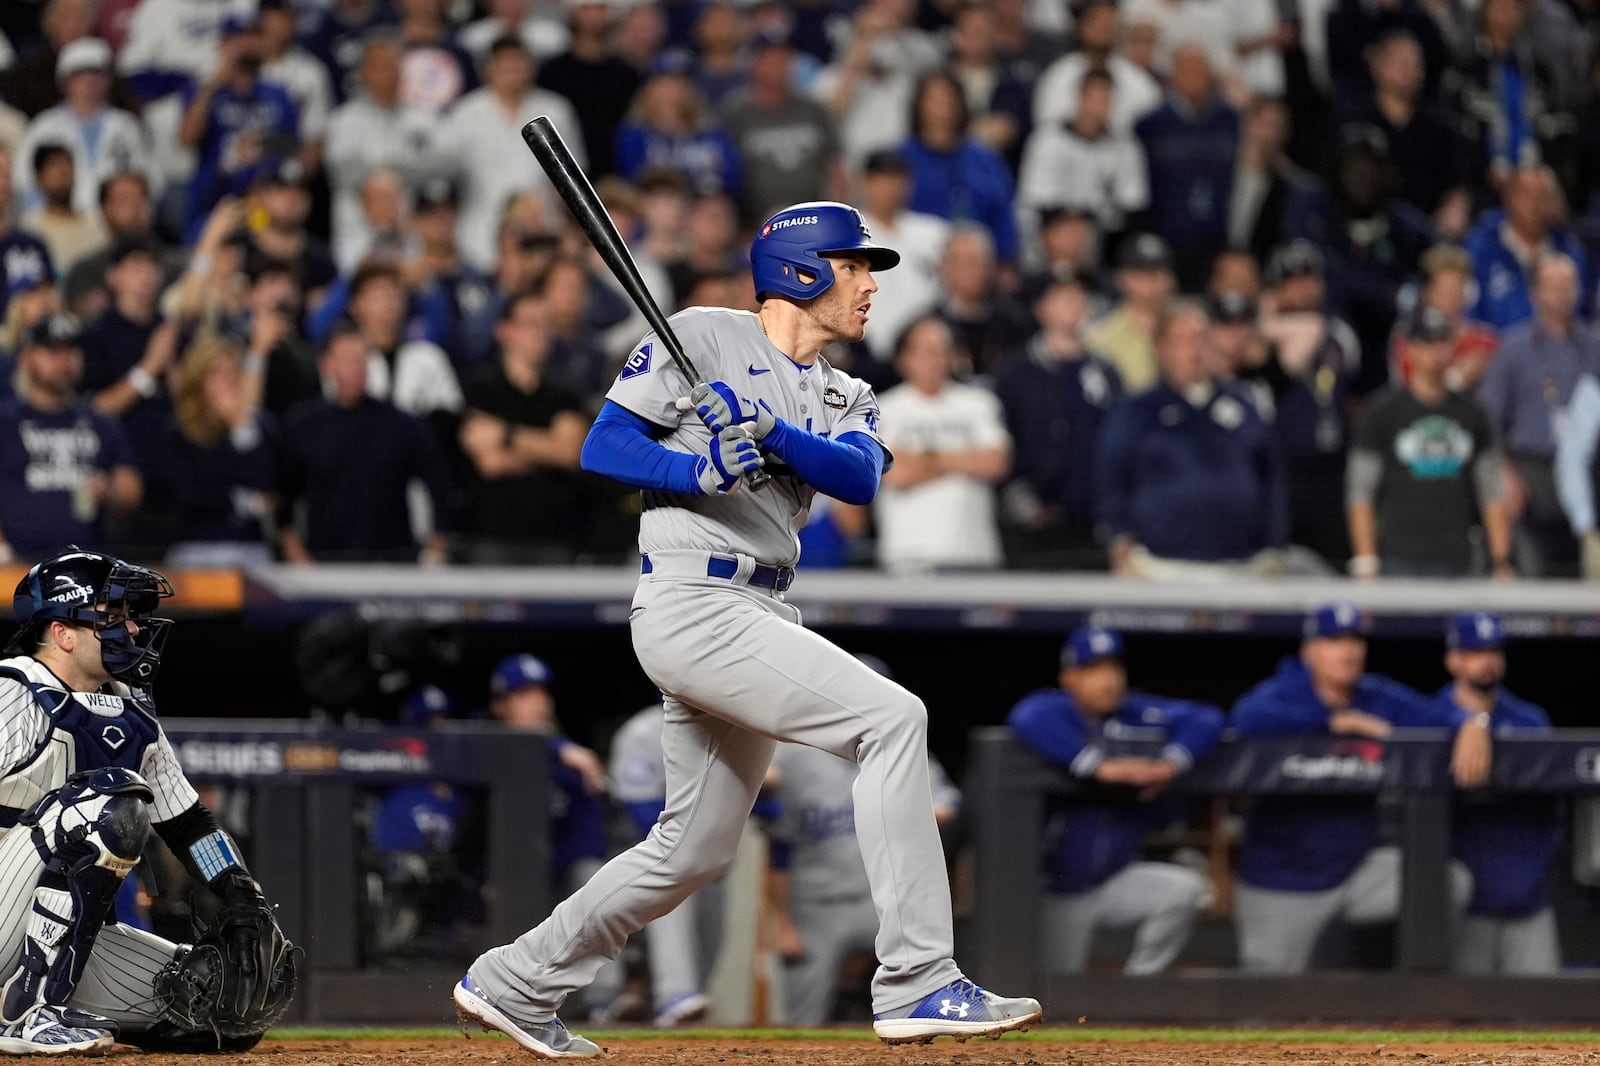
[0,769,153,1024]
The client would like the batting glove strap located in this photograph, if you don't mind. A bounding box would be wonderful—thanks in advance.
[689,382,776,440]
[696,426,764,495]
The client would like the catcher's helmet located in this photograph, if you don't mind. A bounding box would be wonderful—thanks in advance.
[8,548,174,684]
[749,201,900,302]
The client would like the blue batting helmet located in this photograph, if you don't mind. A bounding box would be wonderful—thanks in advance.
[749,201,900,302]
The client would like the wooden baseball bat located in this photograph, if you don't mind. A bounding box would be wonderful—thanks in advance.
[521,116,770,489]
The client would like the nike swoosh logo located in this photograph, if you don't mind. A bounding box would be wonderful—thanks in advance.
[748,365,773,376]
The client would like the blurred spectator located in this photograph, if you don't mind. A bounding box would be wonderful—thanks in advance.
[536,2,640,181]
[21,142,107,268]
[347,261,462,418]
[257,0,333,173]
[1392,244,1497,391]
[350,166,409,269]
[1558,364,1600,579]
[177,16,300,240]
[0,313,141,562]
[325,33,441,273]
[665,192,746,312]
[944,2,1033,166]
[1097,299,1287,577]
[1480,253,1598,578]
[1207,248,1262,302]
[462,0,569,70]
[899,69,1018,266]
[1205,290,1273,414]
[1254,240,1360,567]
[78,234,173,486]
[1120,0,1249,99]
[607,702,721,1028]
[239,254,320,420]
[1447,0,1573,187]
[1344,30,1473,236]
[1085,233,1175,393]
[1286,125,1435,390]
[1134,45,1239,289]
[0,0,114,120]
[458,199,562,364]
[934,224,1033,377]
[1229,601,1482,974]
[1017,67,1148,247]
[538,255,630,402]
[394,0,475,115]
[693,3,747,107]
[1347,306,1510,579]
[635,169,693,302]
[1008,625,1222,974]
[301,0,399,105]
[720,33,840,225]
[15,39,155,217]
[615,59,741,197]
[246,158,337,307]
[443,35,583,271]
[164,329,277,568]
[1435,613,1563,976]
[1,268,60,362]
[1033,0,1161,135]
[484,652,619,1015]
[403,177,493,367]
[1465,165,1593,333]
[1026,208,1105,300]
[856,150,948,367]
[994,275,1122,570]
[874,317,1010,573]
[1325,0,1450,114]
[1229,96,1307,265]
[458,288,588,565]
[811,2,920,168]
[277,321,450,564]
[0,147,55,322]
[612,3,667,79]
[59,172,171,322]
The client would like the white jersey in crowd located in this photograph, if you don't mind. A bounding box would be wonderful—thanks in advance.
[324,95,443,271]
[860,208,949,362]
[16,106,158,216]
[437,87,586,271]
[1016,124,1148,235]
[0,656,198,831]
[264,47,335,146]
[358,340,463,417]
[605,306,886,567]
[1031,53,1162,134]
[873,381,1009,573]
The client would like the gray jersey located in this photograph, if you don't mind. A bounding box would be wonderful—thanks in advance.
[604,307,886,566]
[770,743,960,907]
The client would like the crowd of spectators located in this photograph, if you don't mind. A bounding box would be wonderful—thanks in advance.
[0,0,1599,577]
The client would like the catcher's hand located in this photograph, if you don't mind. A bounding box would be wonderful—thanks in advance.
[213,872,294,1020]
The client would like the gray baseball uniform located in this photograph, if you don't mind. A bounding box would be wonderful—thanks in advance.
[467,307,963,1022]
[610,705,725,1013]
[768,744,959,1024]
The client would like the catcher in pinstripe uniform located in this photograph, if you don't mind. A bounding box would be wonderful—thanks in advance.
[0,549,296,1054]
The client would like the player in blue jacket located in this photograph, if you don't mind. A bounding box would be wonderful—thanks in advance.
[1008,626,1224,974]
[1231,602,1489,973]
[1435,613,1564,974]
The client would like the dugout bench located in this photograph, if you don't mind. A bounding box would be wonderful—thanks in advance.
[163,720,551,1024]
[967,728,1600,1023]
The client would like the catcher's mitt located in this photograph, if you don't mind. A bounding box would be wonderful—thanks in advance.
[155,874,300,1046]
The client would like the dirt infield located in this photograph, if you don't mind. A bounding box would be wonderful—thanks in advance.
[100,1036,1600,1065]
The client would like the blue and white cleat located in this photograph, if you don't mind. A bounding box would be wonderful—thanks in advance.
[453,975,602,1058]
[0,1004,115,1055]
[872,979,1042,1045]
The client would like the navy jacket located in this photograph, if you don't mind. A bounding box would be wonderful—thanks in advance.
[1134,98,1238,252]
[1009,688,1224,894]
[1233,659,1465,892]
[1434,685,1563,917]
[1095,380,1287,561]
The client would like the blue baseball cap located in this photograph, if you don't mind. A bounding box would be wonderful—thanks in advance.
[1448,612,1504,650]
[401,683,454,726]
[490,653,552,696]
[1304,601,1368,640]
[1061,625,1123,669]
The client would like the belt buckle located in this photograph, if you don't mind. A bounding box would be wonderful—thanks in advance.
[774,567,794,593]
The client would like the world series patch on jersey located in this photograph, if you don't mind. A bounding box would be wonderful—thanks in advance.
[606,307,886,567]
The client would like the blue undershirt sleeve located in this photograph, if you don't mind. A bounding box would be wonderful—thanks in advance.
[761,421,883,505]
[581,401,703,495]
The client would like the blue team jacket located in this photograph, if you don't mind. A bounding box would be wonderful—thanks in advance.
[1232,659,1464,892]
[1435,685,1563,917]
[1008,688,1224,894]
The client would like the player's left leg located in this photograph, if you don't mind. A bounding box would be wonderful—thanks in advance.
[1092,862,1209,975]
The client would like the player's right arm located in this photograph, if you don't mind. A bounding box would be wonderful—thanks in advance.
[581,401,760,496]
[1231,676,1326,736]
[1007,691,1096,775]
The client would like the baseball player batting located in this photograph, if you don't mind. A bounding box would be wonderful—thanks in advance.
[454,201,1041,1055]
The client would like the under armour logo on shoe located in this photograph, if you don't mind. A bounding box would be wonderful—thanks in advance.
[938,1000,969,1018]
